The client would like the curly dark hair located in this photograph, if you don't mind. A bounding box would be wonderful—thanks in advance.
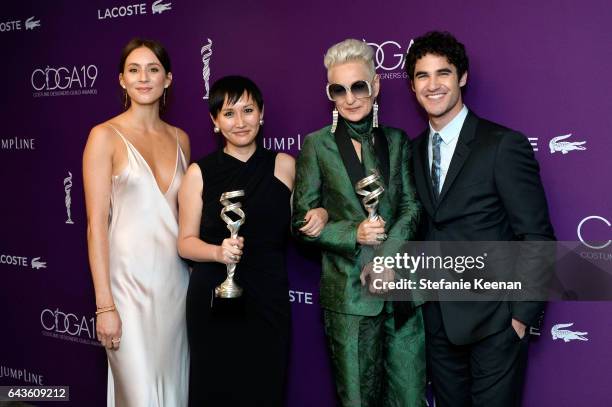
[405,31,469,82]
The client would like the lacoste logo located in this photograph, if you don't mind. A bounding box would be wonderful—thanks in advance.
[25,16,41,30]
[31,257,47,270]
[152,0,172,14]
[551,323,588,342]
[549,133,586,154]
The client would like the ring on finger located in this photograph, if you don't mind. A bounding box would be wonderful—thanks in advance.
[375,233,387,242]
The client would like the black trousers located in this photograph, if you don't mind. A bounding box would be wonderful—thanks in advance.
[424,302,529,407]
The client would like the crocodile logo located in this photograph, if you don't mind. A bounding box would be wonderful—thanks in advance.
[31,257,47,270]
[551,323,588,342]
[549,133,586,154]
[152,0,172,14]
[25,16,41,30]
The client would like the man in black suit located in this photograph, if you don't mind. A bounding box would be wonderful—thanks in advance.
[405,31,555,406]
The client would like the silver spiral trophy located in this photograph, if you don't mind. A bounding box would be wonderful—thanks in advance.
[356,169,387,242]
[355,169,385,221]
[215,190,245,298]
[64,171,74,224]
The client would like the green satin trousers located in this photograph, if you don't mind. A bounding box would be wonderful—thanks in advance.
[323,304,426,407]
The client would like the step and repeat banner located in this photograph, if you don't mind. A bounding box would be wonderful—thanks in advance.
[1,1,610,405]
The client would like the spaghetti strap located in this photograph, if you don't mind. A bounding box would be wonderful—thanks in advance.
[106,123,131,150]
[174,126,187,165]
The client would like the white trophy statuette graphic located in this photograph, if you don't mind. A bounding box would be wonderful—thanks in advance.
[215,190,245,298]
[64,171,74,224]
[201,38,213,99]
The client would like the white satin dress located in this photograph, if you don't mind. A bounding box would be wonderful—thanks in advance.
[106,124,189,407]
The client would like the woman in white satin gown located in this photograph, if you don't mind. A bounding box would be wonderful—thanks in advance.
[83,38,190,407]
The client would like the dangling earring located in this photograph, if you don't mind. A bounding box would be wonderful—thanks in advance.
[331,108,339,134]
[373,100,379,128]
[213,126,220,133]
[163,88,167,107]
[123,89,128,110]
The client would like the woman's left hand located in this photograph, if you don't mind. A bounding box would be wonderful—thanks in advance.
[299,207,329,237]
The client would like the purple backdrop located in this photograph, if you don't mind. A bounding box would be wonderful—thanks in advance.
[1,1,610,406]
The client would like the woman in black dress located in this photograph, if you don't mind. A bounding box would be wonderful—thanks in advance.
[177,76,326,406]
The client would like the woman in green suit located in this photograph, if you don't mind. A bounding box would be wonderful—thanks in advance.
[293,39,426,406]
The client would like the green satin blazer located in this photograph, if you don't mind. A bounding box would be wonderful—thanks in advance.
[292,124,421,316]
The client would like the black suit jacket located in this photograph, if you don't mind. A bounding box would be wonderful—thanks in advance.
[411,111,555,345]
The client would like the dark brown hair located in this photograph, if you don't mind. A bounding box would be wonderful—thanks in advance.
[118,38,171,74]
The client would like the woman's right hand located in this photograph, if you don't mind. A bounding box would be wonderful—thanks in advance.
[96,310,122,350]
[216,237,244,264]
[356,218,386,246]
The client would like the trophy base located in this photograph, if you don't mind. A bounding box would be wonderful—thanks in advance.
[214,280,243,298]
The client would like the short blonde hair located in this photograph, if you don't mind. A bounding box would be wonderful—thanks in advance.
[324,39,376,78]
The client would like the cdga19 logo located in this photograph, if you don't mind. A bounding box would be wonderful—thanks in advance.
[366,40,405,71]
[577,216,611,250]
[364,39,413,80]
[31,65,98,96]
[40,308,96,339]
